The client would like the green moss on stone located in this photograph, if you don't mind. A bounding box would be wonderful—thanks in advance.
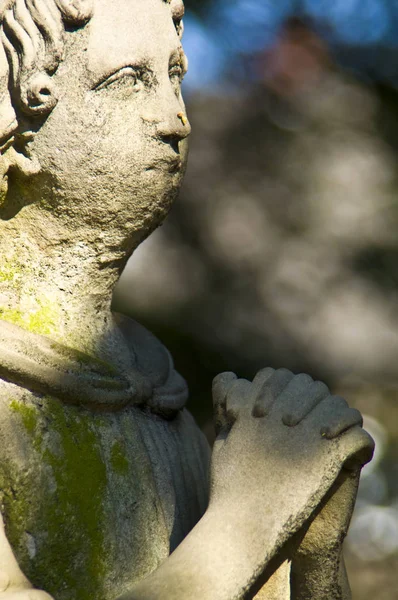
[0,296,59,336]
[0,258,24,284]
[0,402,41,571]
[9,399,37,435]
[7,397,108,600]
[26,302,58,336]
[0,308,25,328]
[110,441,129,476]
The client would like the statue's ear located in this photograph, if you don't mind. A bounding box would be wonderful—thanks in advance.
[0,30,40,209]
[0,73,39,207]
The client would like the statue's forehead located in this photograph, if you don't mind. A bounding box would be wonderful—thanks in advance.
[87,0,181,80]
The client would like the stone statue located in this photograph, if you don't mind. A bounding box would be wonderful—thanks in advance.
[0,1,374,599]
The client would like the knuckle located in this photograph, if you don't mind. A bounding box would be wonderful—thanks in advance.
[252,403,266,418]
[272,369,295,393]
[212,372,237,400]
[311,380,330,397]
[348,408,363,426]
[227,378,251,400]
[270,369,295,391]
[251,367,275,389]
[275,368,293,378]
[282,412,296,426]
[329,395,349,410]
[254,367,275,379]
[293,372,313,386]
[226,379,252,420]
[212,371,237,387]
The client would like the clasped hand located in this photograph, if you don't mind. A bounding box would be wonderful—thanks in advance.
[209,367,374,573]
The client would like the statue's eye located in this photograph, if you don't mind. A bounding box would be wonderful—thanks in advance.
[94,67,146,92]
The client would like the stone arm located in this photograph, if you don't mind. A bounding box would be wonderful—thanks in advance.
[0,481,351,600]
[0,502,286,600]
[118,369,373,600]
[117,504,285,600]
[290,469,359,600]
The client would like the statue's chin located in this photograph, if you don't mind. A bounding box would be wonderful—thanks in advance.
[117,181,181,253]
[140,167,185,212]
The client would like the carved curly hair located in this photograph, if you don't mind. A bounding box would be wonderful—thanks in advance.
[0,0,93,153]
[0,0,184,149]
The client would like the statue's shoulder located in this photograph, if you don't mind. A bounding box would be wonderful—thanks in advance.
[114,313,189,418]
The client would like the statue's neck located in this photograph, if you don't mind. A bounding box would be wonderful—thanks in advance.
[0,209,130,358]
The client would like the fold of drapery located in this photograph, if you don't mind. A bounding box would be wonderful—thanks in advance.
[0,317,188,416]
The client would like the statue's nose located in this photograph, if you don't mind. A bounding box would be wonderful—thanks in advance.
[156,111,191,143]
[141,86,191,143]
[142,109,191,143]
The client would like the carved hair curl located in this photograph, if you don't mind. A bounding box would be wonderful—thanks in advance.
[0,0,93,132]
[0,0,183,149]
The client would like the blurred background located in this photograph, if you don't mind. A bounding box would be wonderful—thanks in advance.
[114,1,398,596]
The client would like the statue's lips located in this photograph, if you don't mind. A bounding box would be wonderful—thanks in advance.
[146,156,183,174]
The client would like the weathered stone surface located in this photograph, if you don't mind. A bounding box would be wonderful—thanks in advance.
[0,0,375,598]
[0,378,209,600]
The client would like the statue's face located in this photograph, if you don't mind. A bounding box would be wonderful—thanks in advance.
[18,0,189,243]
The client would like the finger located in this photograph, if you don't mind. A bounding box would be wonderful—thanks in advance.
[321,407,363,440]
[248,367,275,403]
[306,394,349,432]
[307,394,374,469]
[334,425,375,471]
[225,378,252,422]
[252,368,294,418]
[281,378,330,426]
[212,372,237,433]
[212,372,238,409]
